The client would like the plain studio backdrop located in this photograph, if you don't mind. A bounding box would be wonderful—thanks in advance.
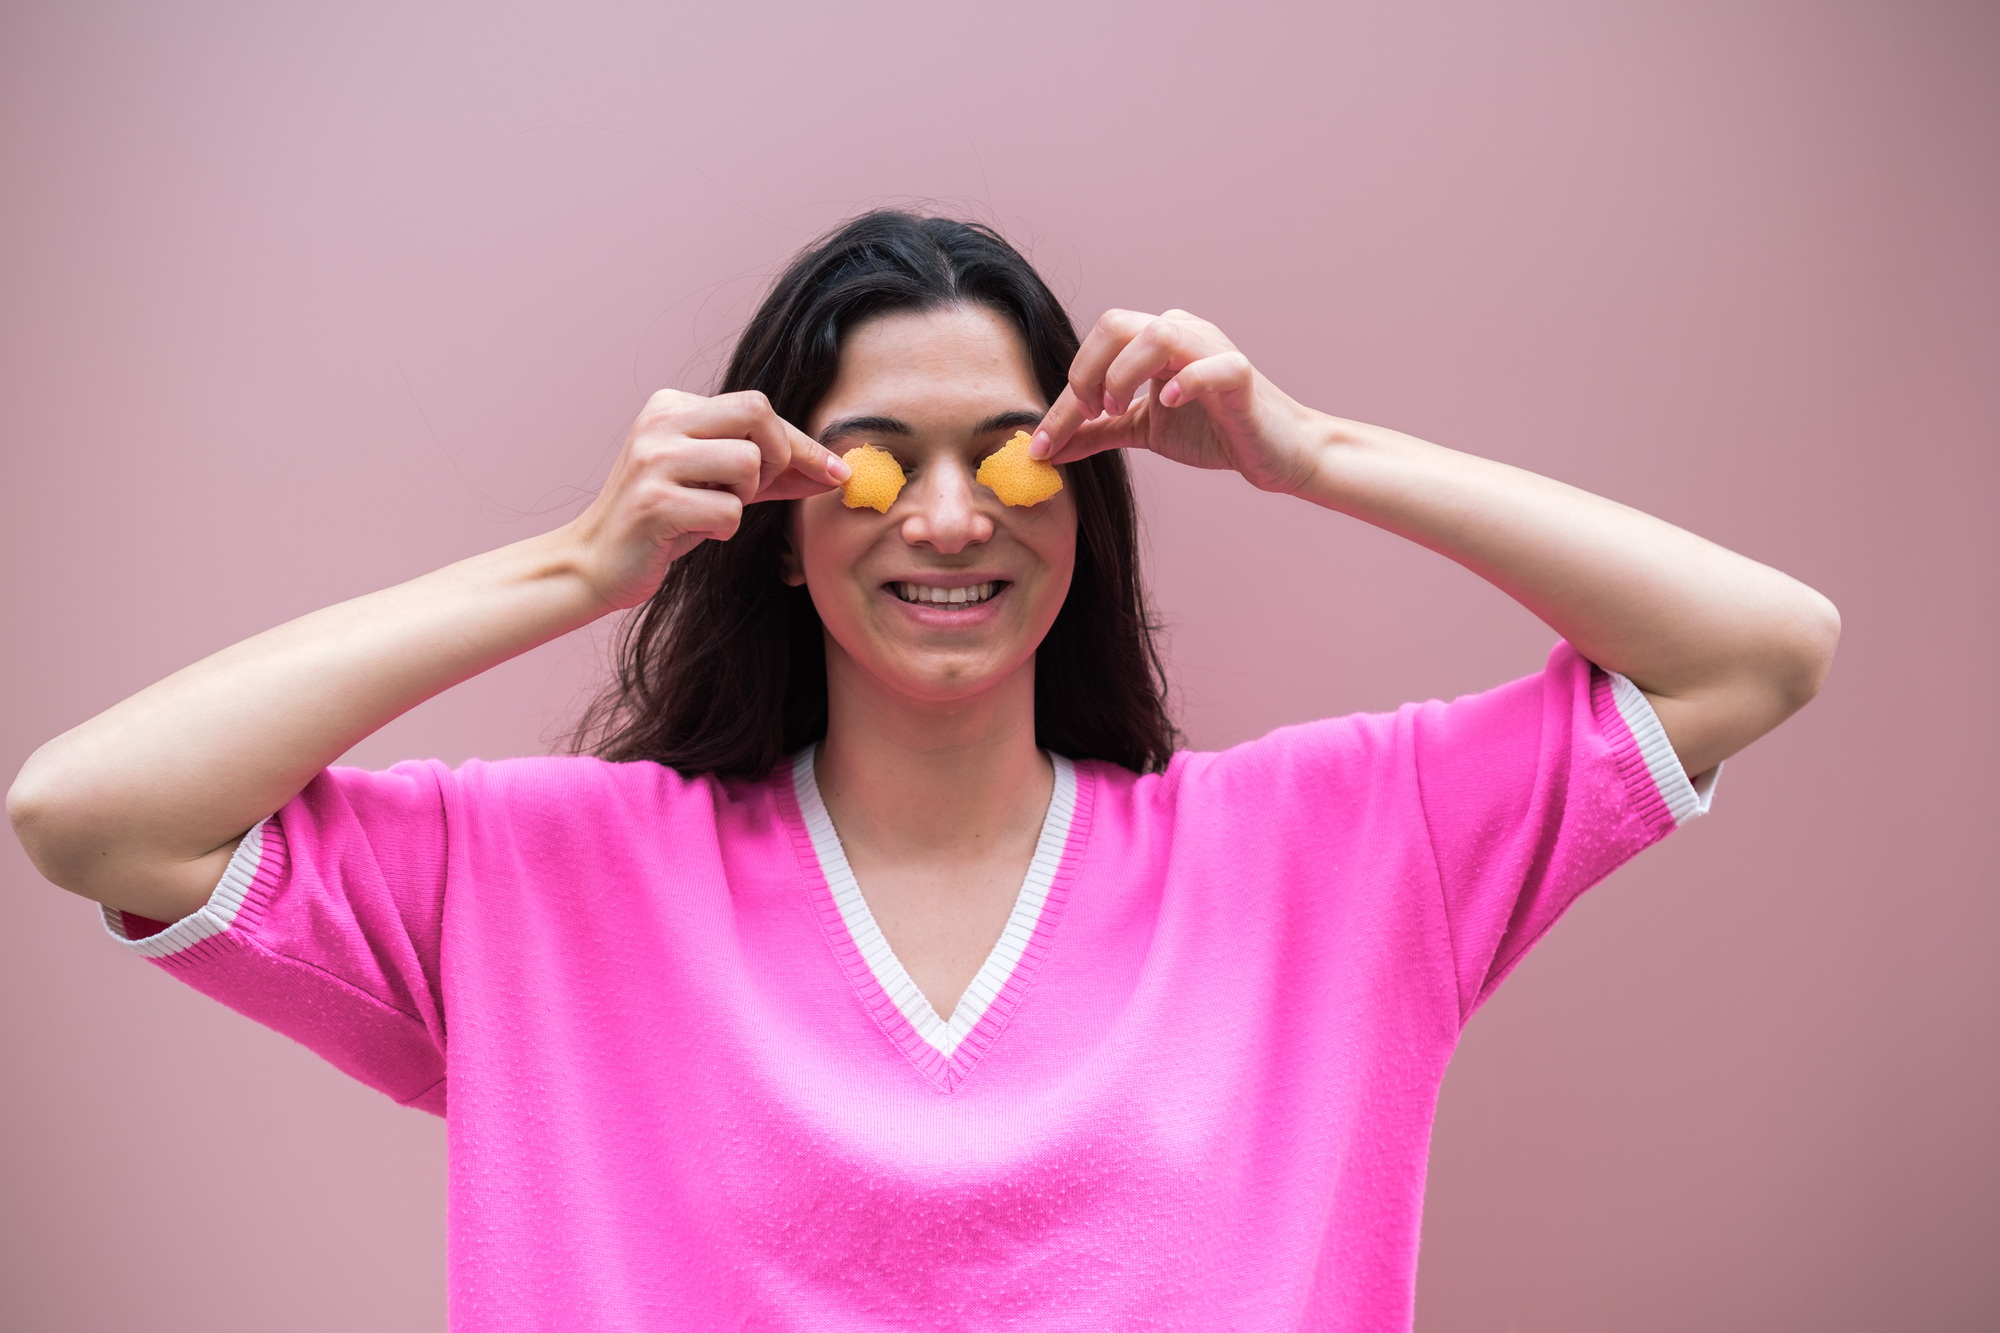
[2,2,1994,1329]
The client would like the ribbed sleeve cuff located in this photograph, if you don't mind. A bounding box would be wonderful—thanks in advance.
[1605,671,1719,826]
[99,820,270,959]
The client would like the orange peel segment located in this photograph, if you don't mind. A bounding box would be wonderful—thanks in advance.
[976,431,1064,507]
[839,443,906,513]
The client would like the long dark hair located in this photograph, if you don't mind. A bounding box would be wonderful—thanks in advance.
[571,211,1179,779]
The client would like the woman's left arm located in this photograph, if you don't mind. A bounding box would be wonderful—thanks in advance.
[1034,309,1840,779]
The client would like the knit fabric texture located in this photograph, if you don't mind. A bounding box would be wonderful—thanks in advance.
[107,643,1708,1331]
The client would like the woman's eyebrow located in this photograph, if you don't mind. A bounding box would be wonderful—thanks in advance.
[974,409,1046,435]
[816,409,1044,447]
[817,415,913,446]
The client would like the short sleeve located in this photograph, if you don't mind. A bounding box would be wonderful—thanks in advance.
[101,762,453,1114]
[1415,642,1716,1018]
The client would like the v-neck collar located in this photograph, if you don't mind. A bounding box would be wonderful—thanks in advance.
[787,746,1083,1090]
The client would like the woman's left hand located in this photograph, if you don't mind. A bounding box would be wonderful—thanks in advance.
[1031,309,1324,494]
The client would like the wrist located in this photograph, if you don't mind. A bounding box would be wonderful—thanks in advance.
[1285,411,1398,506]
[507,524,625,626]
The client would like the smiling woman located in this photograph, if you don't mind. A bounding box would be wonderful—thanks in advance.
[569,215,1176,786]
[6,210,1838,1331]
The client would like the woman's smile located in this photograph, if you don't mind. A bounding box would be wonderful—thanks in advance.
[882,576,1012,631]
[889,579,1004,606]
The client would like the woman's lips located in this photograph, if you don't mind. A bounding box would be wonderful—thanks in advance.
[889,580,1003,606]
[881,579,1011,626]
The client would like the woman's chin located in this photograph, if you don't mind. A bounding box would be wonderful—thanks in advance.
[846,645,1033,711]
[823,588,1054,713]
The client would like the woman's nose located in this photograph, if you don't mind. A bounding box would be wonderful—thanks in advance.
[899,459,994,554]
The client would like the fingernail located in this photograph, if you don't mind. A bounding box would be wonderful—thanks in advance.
[1030,431,1052,459]
[828,458,852,480]
[1160,381,1182,408]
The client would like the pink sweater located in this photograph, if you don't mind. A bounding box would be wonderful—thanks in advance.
[109,644,1710,1330]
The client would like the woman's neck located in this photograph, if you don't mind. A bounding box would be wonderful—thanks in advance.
[814,647,1052,861]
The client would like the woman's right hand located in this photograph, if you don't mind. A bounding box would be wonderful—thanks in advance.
[564,389,852,611]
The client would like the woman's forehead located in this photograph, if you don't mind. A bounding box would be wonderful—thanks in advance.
[809,306,1045,439]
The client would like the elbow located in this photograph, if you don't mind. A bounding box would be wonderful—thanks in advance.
[1792,586,1842,705]
[7,756,66,886]
[8,745,109,895]
[1770,585,1842,718]
[12,745,231,923]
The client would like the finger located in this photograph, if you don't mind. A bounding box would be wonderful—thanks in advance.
[1039,414,1131,466]
[676,389,783,442]
[669,437,764,507]
[668,488,745,545]
[1032,309,1151,459]
[732,400,853,496]
[697,391,850,494]
[1158,351,1254,410]
[1032,383,1093,461]
[667,390,835,490]
[755,464,844,504]
[1100,316,1213,417]
[768,416,851,495]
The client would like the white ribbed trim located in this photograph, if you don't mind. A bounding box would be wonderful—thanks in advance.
[792,749,1076,1058]
[1607,672,1719,826]
[99,820,268,959]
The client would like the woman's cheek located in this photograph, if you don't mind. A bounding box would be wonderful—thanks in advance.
[813,509,916,671]
[1020,500,1079,624]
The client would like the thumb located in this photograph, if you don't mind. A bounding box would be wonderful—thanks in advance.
[1042,412,1139,466]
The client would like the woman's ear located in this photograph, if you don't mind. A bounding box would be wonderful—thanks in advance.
[779,504,806,587]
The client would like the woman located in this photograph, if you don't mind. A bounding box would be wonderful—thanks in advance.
[8,212,1838,1329]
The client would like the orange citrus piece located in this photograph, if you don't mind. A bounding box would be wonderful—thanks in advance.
[975,431,1063,507]
[839,443,906,513]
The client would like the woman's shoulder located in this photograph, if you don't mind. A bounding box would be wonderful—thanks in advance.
[1108,659,1566,818]
[1155,707,1410,796]
[345,753,733,827]
[1073,706,1406,830]
[1175,648,1597,777]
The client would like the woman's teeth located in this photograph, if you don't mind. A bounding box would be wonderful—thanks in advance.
[894,581,1000,606]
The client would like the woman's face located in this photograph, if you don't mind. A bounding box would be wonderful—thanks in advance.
[790,304,1078,709]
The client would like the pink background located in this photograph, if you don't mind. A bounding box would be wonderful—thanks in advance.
[3,2,1994,1328]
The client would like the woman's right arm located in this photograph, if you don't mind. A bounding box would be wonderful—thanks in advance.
[7,390,848,923]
